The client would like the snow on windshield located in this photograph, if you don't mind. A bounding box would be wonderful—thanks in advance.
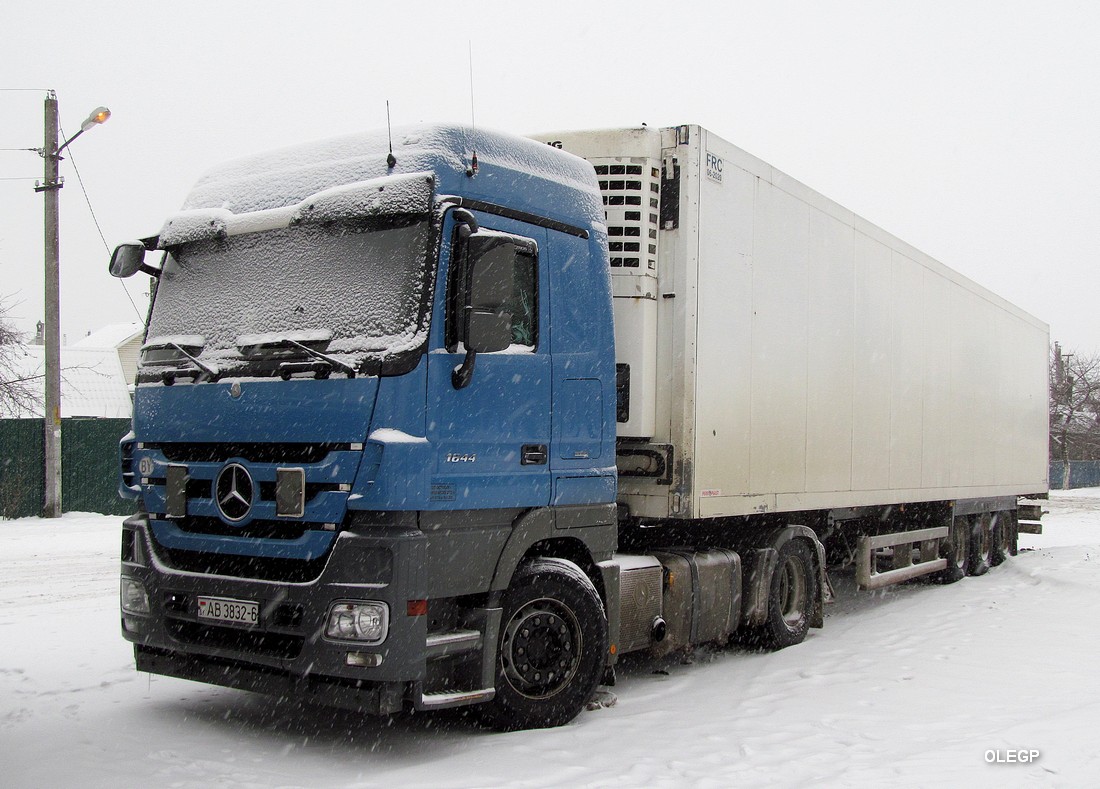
[145,220,430,371]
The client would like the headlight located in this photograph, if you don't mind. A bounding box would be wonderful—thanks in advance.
[325,601,389,643]
[120,578,150,614]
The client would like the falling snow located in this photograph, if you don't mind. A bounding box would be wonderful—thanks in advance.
[2,491,1098,786]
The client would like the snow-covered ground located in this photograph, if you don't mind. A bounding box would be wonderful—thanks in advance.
[2,493,1097,788]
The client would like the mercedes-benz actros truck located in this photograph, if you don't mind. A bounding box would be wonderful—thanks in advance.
[113,123,1048,730]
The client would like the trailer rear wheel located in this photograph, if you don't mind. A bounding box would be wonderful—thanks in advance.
[991,511,1018,565]
[748,539,816,651]
[1006,511,1019,557]
[991,512,1009,566]
[935,515,969,584]
[968,513,993,576]
[481,558,607,731]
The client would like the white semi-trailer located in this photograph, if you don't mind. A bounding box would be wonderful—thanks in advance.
[540,124,1047,587]
[116,123,1048,730]
[542,125,1048,521]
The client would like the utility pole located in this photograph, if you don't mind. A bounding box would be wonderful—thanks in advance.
[32,92,110,518]
[37,91,63,518]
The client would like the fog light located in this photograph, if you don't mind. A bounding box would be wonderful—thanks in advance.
[346,652,383,667]
[122,617,147,635]
[325,601,389,644]
[120,578,150,614]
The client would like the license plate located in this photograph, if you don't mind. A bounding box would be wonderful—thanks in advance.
[196,596,259,626]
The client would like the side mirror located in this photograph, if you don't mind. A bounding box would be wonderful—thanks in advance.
[452,232,517,389]
[109,242,147,279]
[464,235,515,354]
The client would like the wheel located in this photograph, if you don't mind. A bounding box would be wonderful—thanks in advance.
[935,515,968,584]
[991,511,1017,565]
[481,558,607,731]
[742,539,817,651]
[991,510,1018,563]
[968,513,992,576]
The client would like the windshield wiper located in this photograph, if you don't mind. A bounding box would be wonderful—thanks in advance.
[161,342,221,385]
[277,338,357,380]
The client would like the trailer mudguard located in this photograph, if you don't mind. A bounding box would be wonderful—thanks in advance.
[742,525,830,629]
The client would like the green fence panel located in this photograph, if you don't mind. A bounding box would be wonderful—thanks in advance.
[1,418,132,518]
[62,418,132,516]
[0,419,45,519]
[1049,460,1100,490]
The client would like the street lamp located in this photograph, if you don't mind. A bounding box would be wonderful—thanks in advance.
[34,91,110,517]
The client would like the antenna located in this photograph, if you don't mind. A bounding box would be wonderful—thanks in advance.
[468,41,477,132]
[386,100,396,169]
[467,41,478,177]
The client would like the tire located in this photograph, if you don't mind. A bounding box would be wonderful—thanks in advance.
[481,558,607,731]
[968,513,993,576]
[991,511,1016,566]
[935,515,968,584]
[743,539,817,651]
[991,510,1018,562]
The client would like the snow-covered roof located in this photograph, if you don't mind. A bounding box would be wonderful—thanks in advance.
[4,345,132,419]
[72,322,143,350]
[177,124,603,226]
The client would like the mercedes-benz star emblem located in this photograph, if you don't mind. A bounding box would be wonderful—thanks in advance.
[215,462,254,522]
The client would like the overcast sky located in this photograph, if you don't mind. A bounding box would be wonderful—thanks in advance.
[2,0,1098,352]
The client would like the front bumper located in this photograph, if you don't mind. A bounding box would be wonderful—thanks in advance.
[120,511,428,712]
[134,644,405,714]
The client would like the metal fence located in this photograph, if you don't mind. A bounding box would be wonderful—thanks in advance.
[0,418,132,519]
[1049,460,1100,490]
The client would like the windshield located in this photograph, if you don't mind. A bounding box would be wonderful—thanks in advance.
[143,218,432,377]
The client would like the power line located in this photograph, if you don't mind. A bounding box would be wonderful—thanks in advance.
[58,121,109,252]
[58,121,145,322]
[116,277,145,322]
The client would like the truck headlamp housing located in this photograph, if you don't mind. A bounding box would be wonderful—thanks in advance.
[120,577,150,614]
[324,600,389,644]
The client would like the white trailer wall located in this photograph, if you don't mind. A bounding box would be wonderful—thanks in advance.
[536,126,1049,521]
[689,127,1048,519]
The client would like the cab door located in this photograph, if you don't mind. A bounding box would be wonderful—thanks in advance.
[425,209,551,509]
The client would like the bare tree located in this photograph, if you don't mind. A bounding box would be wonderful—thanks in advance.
[1050,343,1100,486]
[0,298,42,418]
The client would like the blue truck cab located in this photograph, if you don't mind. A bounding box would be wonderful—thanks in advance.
[114,126,620,729]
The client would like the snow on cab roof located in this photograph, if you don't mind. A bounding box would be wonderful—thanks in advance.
[179,124,602,219]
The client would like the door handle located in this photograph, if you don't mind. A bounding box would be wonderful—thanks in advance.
[521,444,548,465]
